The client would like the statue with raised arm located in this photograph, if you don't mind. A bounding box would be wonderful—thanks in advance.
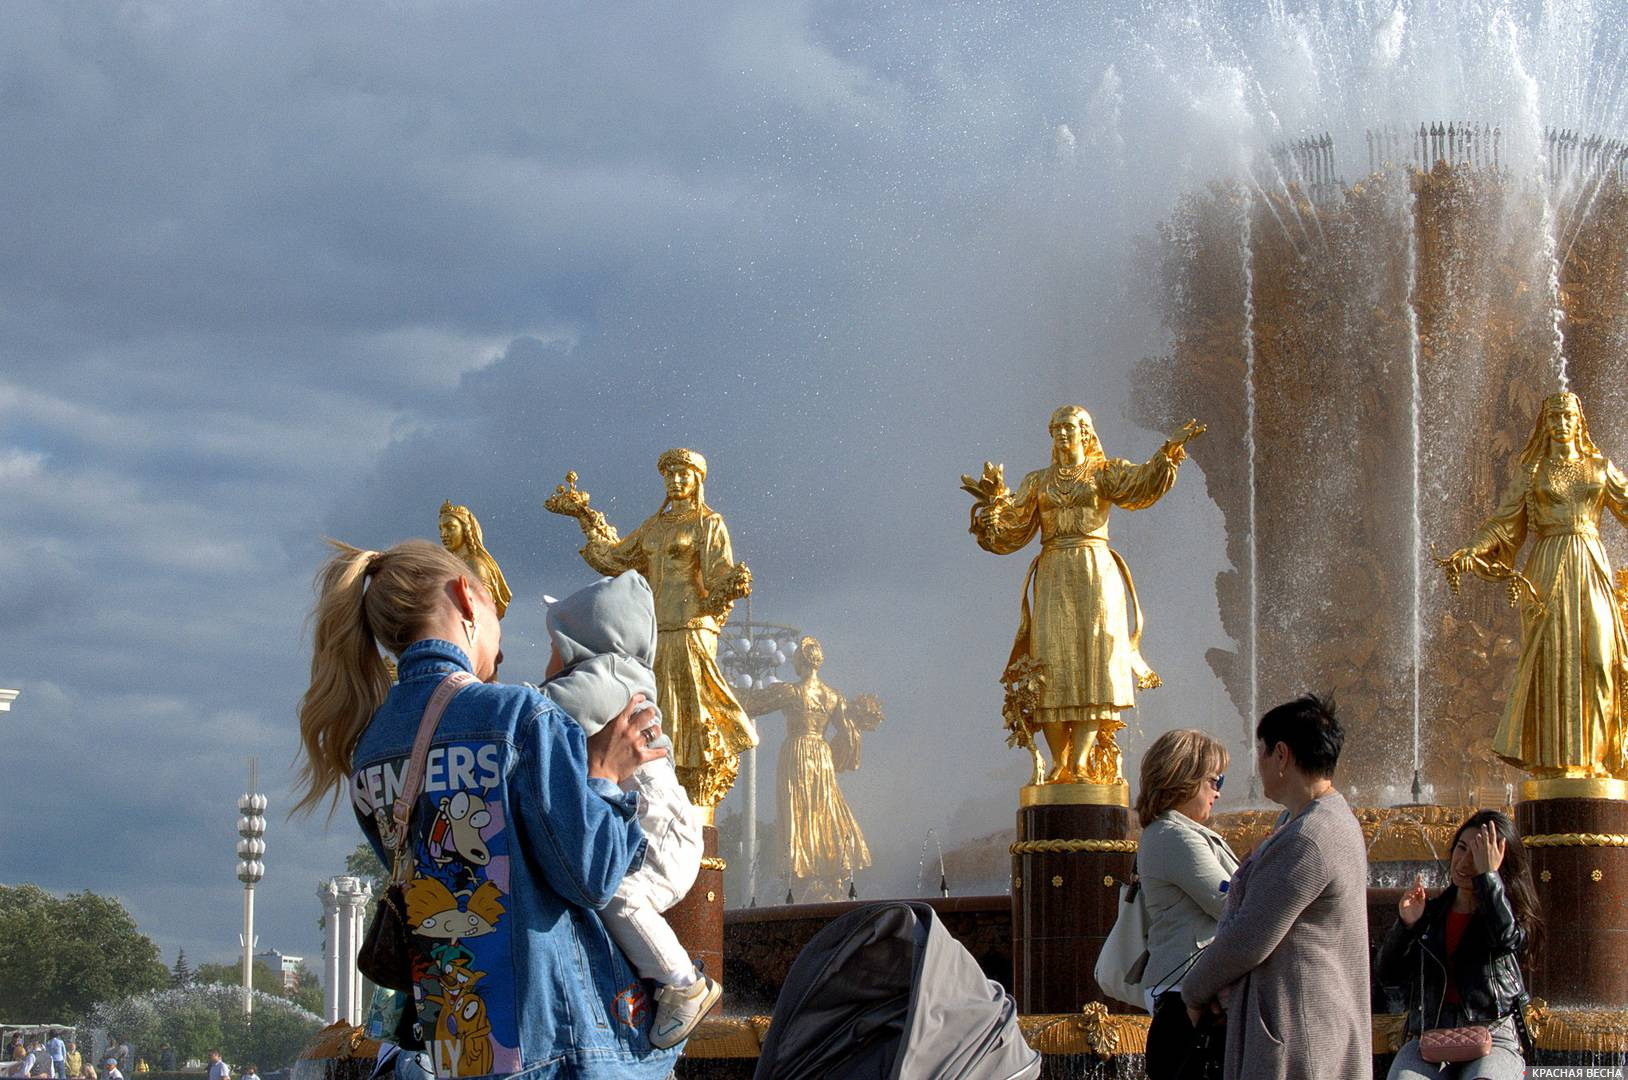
[738,636,884,901]
[545,449,758,807]
[1441,391,1628,780]
[964,406,1203,787]
[439,501,513,619]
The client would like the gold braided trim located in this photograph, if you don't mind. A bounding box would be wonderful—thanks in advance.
[699,856,727,871]
[1009,839,1139,855]
[300,1006,1628,1061]
[1522,832,1628,848]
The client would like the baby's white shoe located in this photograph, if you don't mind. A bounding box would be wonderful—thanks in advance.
[649,971,722,1049]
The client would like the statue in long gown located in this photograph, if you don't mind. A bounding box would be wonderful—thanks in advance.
[738,636,885,901]
[1443,391,1628,779]
[544,449,758,807]
[963,406,1203,786]
[440,501,513,618]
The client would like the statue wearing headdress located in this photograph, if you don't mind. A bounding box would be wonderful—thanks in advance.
[738,636,885,901]
[1443,391,1628,779]
[963,407,1204,787]
[545,449,757,808]
[439,501,513,619]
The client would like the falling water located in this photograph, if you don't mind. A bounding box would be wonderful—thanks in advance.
[1240,189,1262,798]
[915,828,948,897]
[1539,184,1571,389]
[1405,176,1425,798]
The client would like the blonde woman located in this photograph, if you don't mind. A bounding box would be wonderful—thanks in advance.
[1136,728,1237,1080]
[294,539,678,1077]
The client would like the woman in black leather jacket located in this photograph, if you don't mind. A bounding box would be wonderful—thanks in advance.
[1376,810,1543,1080]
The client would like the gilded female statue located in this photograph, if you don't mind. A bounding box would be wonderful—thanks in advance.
[440,500,512,619]
[545,449,757,807]
[738,636,884,901]
[964,406,1203,785]
[1443,391,1628,779]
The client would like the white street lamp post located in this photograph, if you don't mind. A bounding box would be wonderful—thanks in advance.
[236,760,267,1017]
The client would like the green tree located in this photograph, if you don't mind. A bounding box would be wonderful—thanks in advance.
[88,987,320,1071]
[195,960,322,1016]
[0,885,169,1022]
[285,964,323,1016]
[194,960,280,996]
[171,949,195,988]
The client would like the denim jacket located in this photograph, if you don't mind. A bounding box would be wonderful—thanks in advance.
[350,639,682,1079]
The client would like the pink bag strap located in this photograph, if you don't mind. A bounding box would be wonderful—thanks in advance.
[388,671,477,872]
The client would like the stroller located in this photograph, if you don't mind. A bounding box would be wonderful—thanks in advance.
[754,901,1042,1080]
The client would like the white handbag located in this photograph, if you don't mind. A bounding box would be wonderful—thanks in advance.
[1094,871,1151,1010]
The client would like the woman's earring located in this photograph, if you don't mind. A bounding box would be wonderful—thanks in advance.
[464,619,478,647]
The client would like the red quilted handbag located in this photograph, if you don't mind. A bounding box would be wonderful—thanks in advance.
[1419,1025,1493,1064]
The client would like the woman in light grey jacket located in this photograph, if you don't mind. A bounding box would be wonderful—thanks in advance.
[1135,729,1237,1079]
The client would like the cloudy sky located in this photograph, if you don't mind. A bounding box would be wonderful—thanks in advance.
[4,0,1618,981]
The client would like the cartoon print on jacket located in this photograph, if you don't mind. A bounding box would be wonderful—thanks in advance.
[407,878,505,940]
[425,961,493,1077]
[353,737,520,1078]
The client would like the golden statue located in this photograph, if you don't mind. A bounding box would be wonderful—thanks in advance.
[1442,391,1628,779]
[440,500,512,619]
[544,450,757,807]
[738,636,885,901]
[964,406,1204,786]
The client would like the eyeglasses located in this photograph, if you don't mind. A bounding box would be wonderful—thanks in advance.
[1206,774,1225,792]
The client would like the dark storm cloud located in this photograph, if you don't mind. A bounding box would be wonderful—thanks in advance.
[0,0,1244,966]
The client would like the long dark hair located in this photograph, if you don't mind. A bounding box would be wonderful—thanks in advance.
[1450,810,1544,963]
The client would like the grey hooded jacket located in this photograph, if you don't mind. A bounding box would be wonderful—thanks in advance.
[543,571,672,754]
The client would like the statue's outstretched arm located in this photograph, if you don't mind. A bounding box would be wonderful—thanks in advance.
[966,467,1040,553]
[1105,420,1204,511]
[738,680,795,717]
[544,472,642,574]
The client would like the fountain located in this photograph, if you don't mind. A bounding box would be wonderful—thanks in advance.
[1134,126,1628,801]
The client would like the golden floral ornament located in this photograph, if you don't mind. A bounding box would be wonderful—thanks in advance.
[1050,874,1063,888]
[1078,1002,1121,1058]
[1592,868,1603,882]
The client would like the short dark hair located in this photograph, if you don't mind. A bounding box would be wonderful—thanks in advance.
[1256,693,1343,778]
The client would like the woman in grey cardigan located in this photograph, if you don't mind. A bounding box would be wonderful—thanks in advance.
[1136,729,1238,1079]
[1182,694,1371,1080]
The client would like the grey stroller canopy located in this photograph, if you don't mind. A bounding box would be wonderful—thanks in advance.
[753,901,1041,1080]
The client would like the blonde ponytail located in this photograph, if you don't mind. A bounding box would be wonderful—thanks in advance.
[293,538,476,817]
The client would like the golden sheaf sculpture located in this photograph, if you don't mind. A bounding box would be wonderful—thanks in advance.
[964,406,1203,786]
[1441,391,1628,779]
[545,450,757,808]
[440,501,512,619]
[738,636,884,901]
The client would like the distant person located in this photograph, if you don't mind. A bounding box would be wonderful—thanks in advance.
[1181,693,1371,1080]
[1134,728,1237,1080]
[1378,810,1541,1080]
[205,1052,227,1080]
[240,1067,257,1080]
[45,1034,64,1079]
[102,1059,121,1080]
[156,1048,173,1074]
[78,1067,95,1080]
[63,1043,80,1079]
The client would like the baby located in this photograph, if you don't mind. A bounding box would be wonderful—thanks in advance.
[541,571,719,1049]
